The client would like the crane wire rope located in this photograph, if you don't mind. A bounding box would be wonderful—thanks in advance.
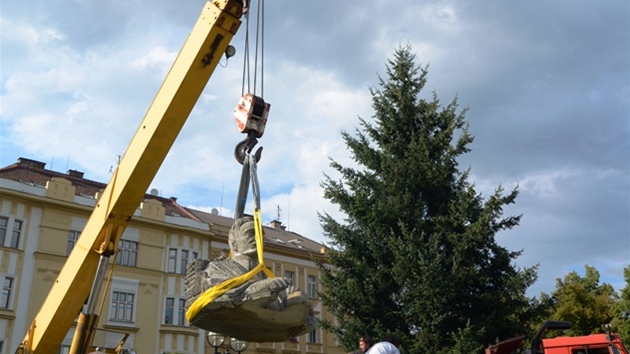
[241,0,265,97]
[186,1,273,322]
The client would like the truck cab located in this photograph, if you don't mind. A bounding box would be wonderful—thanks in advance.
[542,333,628,354]
[485,321,629,354]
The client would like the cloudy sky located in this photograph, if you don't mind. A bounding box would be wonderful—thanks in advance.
[2,0,628,297]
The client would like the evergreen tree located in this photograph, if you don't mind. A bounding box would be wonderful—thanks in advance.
[317,46,537,353]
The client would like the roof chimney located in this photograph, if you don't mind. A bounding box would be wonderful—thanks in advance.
[18,157,46,169]
[67,169,84,178]
[270,220,286,230]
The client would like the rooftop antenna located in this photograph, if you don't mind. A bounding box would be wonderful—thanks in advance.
[219,182,225,216]
[275,203,282,222]
[287,198,290,231]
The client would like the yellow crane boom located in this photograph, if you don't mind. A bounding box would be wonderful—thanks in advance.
[18,1,245,352]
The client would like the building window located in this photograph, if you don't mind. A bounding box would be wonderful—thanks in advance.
[1,277,13,309]
[180,250,189,275]
[67,230,80,255]
[58,345,70,354]
[167,249,177,273]
[307,275,317,298]
[10,220,22,249]
[0,217,7,245]
[167,248,197,274]
[116,240,138,267]
[178,299,186,325]
[164,297,187,325]
[110,291,135,322]
[0,217,23,249]
[284,270,294,285]
[164,298,174,324]
[308,329,317,343]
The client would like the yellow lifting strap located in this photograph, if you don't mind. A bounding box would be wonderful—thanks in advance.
[185,208,274,322]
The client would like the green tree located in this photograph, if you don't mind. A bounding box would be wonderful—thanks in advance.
[540,265,618,336]
[446,321,486,354]
[609,265,630,341]
[317,46,538,353]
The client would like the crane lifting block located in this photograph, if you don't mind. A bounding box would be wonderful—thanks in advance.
[234,93,270,138]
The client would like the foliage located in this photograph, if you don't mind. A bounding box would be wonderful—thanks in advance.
[316,45,538,353]
[538,265,619,337]
[446,321,486,354]
[610,265,630,341]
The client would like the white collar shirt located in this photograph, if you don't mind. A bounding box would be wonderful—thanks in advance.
[365,341,400,354]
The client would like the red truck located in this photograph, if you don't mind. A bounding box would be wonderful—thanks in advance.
[486,321,629,354]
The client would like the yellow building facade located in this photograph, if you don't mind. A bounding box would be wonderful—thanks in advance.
[0,158,343,354]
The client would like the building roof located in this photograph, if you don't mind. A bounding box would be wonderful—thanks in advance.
[0,157,105,197]
[188,208,326,256]
[0,157,195,219]
[0,157,327,255]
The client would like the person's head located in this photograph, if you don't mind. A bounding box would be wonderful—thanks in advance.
[359,335,373,351]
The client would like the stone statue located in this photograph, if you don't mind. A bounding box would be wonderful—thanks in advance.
[185,216,316,342]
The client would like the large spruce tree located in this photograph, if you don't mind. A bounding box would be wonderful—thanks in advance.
[317,46,538,353]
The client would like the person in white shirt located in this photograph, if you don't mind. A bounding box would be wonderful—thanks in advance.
[365,334,400,354]
[365,341,399,354]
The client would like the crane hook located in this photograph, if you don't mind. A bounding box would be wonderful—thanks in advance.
[234,131,262,165]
